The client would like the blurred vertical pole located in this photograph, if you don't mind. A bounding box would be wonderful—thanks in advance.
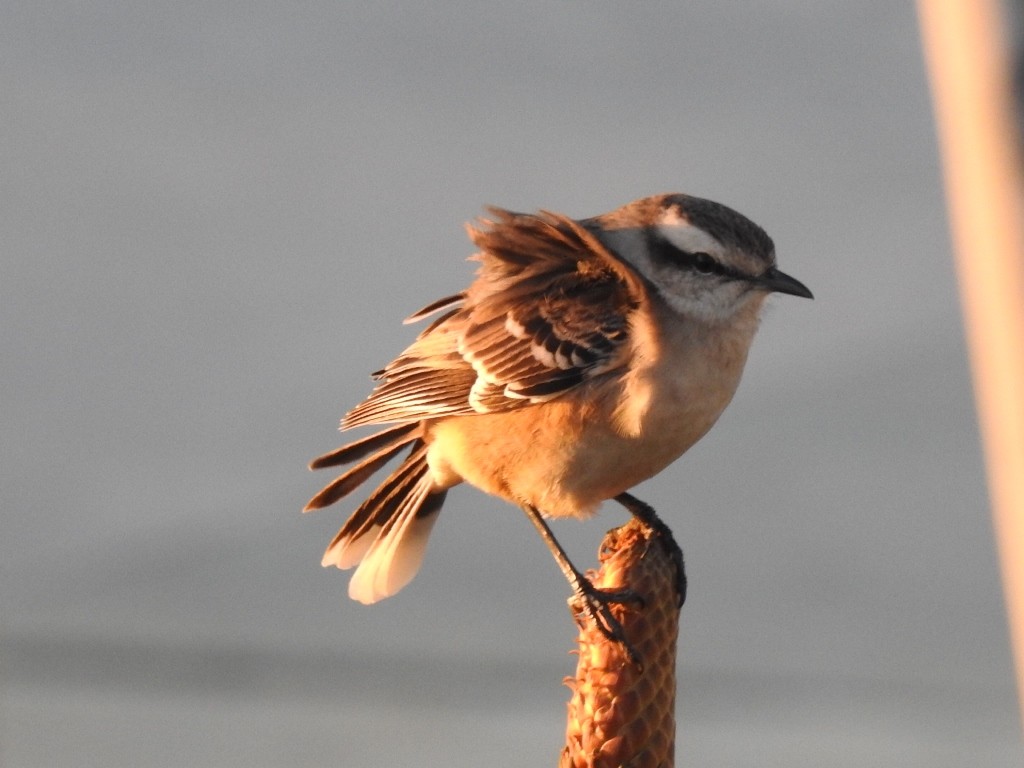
[917,0,1024,733]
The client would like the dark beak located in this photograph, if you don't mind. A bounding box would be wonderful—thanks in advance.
[756,266,814,299]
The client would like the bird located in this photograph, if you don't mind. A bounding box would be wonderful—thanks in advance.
[305,193,812,648]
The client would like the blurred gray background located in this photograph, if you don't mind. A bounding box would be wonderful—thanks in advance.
[2,2,1021,766]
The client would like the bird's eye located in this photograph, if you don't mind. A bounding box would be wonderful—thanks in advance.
[692,252,716,274]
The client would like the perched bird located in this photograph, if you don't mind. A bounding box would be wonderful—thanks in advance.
[306,193,812,644]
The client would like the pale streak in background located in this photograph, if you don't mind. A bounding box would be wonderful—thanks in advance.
[918,0,1024,729]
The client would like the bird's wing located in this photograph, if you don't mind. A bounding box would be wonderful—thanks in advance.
[342,208,644,429]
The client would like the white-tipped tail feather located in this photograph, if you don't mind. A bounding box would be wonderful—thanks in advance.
[307,424,447,603]
[346,479,443,603]
[321,523,380,570]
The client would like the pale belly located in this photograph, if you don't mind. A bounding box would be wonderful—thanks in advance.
[425,370,738,518]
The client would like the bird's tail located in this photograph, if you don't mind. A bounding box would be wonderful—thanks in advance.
[305,422,447,604]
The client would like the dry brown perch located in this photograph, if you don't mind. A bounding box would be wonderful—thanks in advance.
[560,517,681,768]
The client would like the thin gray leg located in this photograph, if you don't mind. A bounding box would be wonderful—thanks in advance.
[521,504,642,664]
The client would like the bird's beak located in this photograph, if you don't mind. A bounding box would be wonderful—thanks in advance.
[756,267,814,299]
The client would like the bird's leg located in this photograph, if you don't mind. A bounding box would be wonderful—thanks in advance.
[521,504,643,665]
[614,492,687,606]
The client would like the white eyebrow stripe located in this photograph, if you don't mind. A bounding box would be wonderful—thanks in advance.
[655,221,722,256]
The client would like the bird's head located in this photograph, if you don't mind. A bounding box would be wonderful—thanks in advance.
[587,193,813,323]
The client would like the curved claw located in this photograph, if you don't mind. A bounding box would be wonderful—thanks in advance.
[572,579,644,667]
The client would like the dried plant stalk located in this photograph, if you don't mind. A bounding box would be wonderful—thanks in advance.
[560,518,681,768]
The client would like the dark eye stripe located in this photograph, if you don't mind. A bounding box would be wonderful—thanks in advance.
[650,235,748,282]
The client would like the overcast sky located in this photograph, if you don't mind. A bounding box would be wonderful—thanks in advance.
[2,2,1020,766]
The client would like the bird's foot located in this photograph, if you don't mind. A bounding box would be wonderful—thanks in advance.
[519,502,646,665]
[571,575,645,667]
